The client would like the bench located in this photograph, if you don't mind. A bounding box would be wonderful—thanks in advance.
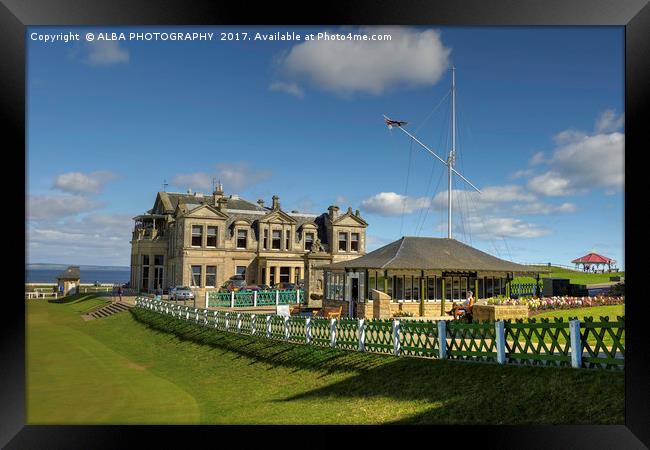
[312,306,343,320]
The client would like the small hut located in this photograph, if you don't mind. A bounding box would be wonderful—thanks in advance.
[56,266,81,296]
[571,252,615,273]
[322,237,546,318]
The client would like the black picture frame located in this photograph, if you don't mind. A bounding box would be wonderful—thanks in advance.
[5,0,649,447]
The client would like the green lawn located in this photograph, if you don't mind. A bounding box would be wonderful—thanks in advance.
[27,298,624,425]
[513,266,624,286]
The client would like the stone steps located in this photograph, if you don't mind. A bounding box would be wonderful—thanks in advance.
[85,301,133,320]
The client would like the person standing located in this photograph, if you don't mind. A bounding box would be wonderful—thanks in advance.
[118,285,123,303]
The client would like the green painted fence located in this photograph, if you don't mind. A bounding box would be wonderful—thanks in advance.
[206,289,304,308]
[135,297,624,370]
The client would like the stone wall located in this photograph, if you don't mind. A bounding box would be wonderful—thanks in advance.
[472,304,529,322]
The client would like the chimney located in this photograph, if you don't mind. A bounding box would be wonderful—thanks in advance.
[257,199,265,208]
[216,197,228,211]
[272,195,280,210]
[212,181,224,206]
[328,205,340,221]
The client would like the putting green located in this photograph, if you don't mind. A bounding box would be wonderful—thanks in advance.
[27,299,200,424]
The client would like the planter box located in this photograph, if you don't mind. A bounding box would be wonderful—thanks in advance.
[473,304,529,322]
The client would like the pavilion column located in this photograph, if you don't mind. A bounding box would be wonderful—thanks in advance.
[440,280,446,316]
[383,272,388,296]
[419,274,425,317]
[475,278,479,300]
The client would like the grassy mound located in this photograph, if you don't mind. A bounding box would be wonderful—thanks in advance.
[26,300,624,425]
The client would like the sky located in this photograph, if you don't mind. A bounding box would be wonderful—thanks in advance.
[26,26,624,268]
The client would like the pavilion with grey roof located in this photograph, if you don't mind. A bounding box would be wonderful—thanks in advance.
[323,236,547,317]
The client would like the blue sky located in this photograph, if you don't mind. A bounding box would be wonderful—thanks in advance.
[26,26,624,268]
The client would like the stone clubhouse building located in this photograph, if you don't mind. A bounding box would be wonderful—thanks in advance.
[130,183,368,307]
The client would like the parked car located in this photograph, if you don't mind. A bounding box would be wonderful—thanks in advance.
[275,282,298,291]
[169,286,195,301]
[242,284,263,291]
[219,278,247,292]
[256,284,271,291]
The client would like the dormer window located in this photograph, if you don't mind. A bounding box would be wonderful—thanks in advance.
[272,230,281,250]
[207,226,217,247]
[351,233,359,252]
[191,225,202,247]
[338,232,348,252]
[305,232,314,251]
[237,230,247,249]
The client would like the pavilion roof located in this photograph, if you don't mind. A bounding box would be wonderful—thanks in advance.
[324,237,546,274]
[571,253,614,264]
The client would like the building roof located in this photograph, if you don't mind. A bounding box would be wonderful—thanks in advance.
[325,237,545,274]
[57,266,80,280]
[571,252,614,264]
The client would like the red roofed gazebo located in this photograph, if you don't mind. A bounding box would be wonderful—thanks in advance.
[572,252,616,273]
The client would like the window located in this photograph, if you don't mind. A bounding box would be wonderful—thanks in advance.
[236,229,247,249]
[190,265,202,287]
[269,267,275,286]
[394,276,403,300]
[141,255,150,291]
[272,230,281,250]
[207,226,217,247]
[205,266,216,287]
[350,233,359,252]
[404,276,412,300]
[263,229,268,249]
[285,230,290,250]
[191,225,202,247]
[236,266,246,276]
[368,271,377,293]
[338,232,348,252]
[295,267,301,284]
[413,276,420,300]
[427,276,436,300]
[304,232,314,251]
[153,255,164,290]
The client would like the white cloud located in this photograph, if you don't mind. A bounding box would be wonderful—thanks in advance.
[334,195,348,206]
[527,171,575,197]
[360,192,431,216]
[27,213,134,266]
[172,162,271,193]
[269,81,304,98]
[277,27,451,95]
[528,128,624,197]
[53,171,117,194]
[511,169,534,179]
[595,109,624,133]
[27,195,104,220]
[86,41,129,66]
[465,217,552,239]
[431,185,535,213]
[511,201,577,216]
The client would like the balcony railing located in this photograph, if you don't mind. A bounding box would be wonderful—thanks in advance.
[207,289,304,308]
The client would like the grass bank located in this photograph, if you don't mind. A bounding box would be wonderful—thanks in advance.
[26,298,624,424]
[513,266,624,286]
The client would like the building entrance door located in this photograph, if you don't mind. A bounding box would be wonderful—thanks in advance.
[280,267,290,283]
[350,277,359,318]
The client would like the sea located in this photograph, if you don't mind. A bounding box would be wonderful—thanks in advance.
[25,268,130,284]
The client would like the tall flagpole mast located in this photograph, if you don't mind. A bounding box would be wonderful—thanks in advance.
[448,66,456,239]
[384,66,481,240]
